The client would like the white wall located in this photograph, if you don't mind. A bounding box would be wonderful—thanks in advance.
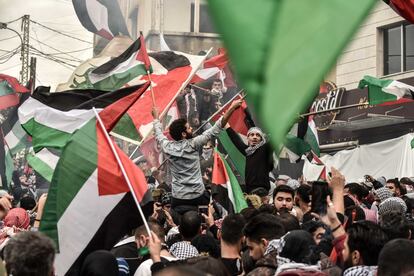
[335,1,414,90]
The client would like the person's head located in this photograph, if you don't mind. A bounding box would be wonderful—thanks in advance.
[380,211,411,240]
[276,175,290,186]
[80,250,119,276]
[169,118,193,141]
[185,256,230,276]
[295,184,311,208]
[401,177,414,194]
[374,187,393,204]
[243,213,285,260]
[346,183,369,202]
[386,178,403,197]
[342,221,388,269]
[135,222,165,248]
[3,208,30,230]
[220,214,246,249]
[179,211,202,241]
[378,197,407,217]
[246,127,264,147]
[191,235,220,258]
[273,185,295,212]
[251,187,270,205]
[277,212,300,232]
[302,220,327,245]
[4,231,55,276]
[211,79,223,92]
[377,239,414,276]
[279,230,318,264]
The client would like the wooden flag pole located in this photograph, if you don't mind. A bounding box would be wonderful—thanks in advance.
[93,107,152,238]
[147,70,156,107]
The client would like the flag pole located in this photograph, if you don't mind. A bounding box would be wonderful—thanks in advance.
[92,107,152,238]
[126,48,214,157]
[147,70,156,107]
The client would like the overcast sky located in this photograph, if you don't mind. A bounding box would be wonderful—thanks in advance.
[0,0,93,90]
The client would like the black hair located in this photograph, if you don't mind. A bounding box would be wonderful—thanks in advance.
[279,230,319,265]
[221,214,246,245]
[273,185,295,200]
[240,207,259,222]
[257,204,278,216]
[380,211,410,240]
[346,183,369,201]
[277,212,300,232]
[347,221,388,266]
[169,118,187,141]
[179,210,201,240]
[296,184,311,204]
[344,205,366,230]
[377,239,414,276]
[243,213,285,243]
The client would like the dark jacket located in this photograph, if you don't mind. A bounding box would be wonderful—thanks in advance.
[226,128,273,193]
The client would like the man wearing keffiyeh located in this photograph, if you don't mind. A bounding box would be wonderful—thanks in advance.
[225,126,274,193]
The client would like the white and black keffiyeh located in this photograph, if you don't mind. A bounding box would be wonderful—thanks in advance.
[169,241,199,260]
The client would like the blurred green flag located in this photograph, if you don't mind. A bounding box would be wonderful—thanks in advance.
[207,0,376,148]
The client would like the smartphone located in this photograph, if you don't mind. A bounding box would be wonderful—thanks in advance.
[198,205,209,216]
[310,181,332,216]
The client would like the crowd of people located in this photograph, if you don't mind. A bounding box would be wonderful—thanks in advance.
[0,81,414,276]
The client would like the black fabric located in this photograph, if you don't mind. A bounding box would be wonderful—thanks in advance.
[66,193,153,275]
[148,51,190,71]
[32,84,148,111]
[80,250,119,276]
[226,128,274,193]
[220,257,243,276]
[111,241,140,274]
[171,190,210,211]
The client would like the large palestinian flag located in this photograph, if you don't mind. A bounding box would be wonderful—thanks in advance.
[40,86,153,275]
[18,83,150,181]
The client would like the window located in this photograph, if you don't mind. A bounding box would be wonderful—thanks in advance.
[384,23,414,75]
[190,1,217,33]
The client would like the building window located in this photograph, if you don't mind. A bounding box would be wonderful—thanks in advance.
[190,1,216,33]
[384,23,414,75]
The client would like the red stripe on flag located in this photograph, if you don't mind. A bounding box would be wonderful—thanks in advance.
[212,150,229,185]
[212,95,249,135]
[99,82,150,131]
[136,34,151,71]
[377,97,414,106]
[97,127,148,201]
[127,66,192,136]
[0,74,29,93]
[389,0,414,24]
[0,94,19,110]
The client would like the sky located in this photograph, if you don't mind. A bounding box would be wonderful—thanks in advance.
[0,0,93,90]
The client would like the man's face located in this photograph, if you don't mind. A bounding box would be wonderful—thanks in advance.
[246,237,267,261]
[183,123,193,139]
[274,192,293,212]
[341,235,359,269]
[212,81,222,92]
[247,132,262,146]
[386,182,399,196]
[312,227,326,245]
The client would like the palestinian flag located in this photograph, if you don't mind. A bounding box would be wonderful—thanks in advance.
[26,148,60,182]
[0,74,29,110]
[311,152,327,181]
[87,34,151,91]
[18,84,149,153]
[212,149,247,213]
[284,134,310,163]
[211,95,255,175]
[112,51,206,142]
[304,114,320,156]
[72,0,130,40]
[358,75,414,106]
[40,85,153,275]
[384,0,414,24]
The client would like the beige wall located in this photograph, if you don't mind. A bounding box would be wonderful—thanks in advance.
[335,1,413,90]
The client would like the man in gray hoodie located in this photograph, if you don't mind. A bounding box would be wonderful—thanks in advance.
[152,99,242,210]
